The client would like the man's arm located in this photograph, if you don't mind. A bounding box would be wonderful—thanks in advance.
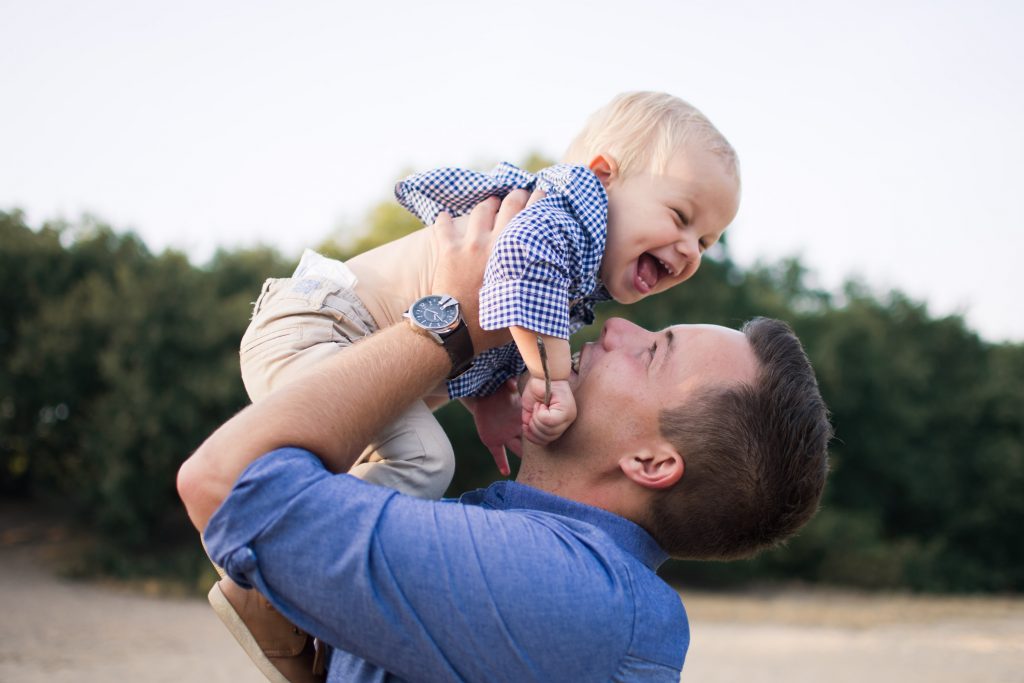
[178,323,449,530]
[177,192,530,532]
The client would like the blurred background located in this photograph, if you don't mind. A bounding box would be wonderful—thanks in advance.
[2,1,1022,681]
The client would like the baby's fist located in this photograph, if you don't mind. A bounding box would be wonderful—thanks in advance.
[521,377,577,446]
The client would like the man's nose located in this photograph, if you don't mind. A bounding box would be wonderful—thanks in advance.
[601,317,647,350]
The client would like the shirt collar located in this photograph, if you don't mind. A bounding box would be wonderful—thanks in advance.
[589,283,613,302]
[459,480,669,571]
[535,164,609,246]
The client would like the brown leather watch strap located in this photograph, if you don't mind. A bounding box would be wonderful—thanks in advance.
[443,320,474,379]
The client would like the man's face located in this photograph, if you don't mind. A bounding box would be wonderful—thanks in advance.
[564,318,759,446]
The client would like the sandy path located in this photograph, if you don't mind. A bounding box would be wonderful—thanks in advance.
[0,540,263,683]
[2,512,1022,682]
[683,609,1024,682]
[681,591,1024,682]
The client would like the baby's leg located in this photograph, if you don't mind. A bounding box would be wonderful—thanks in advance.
[349,403,455,499]
[239,275,454,498]
[239,277,376,402]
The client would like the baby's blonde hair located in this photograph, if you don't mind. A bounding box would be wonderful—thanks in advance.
[563,91,739,181]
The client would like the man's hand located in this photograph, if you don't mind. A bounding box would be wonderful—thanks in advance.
[465,379,523,476]
[521,377,577,446]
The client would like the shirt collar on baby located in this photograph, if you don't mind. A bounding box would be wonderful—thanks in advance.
[535,164,610,248]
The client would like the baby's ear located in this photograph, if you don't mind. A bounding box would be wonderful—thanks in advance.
[587,154,619,188]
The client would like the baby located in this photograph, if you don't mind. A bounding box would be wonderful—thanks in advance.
[214,91,741,682]
[389,90,741,453]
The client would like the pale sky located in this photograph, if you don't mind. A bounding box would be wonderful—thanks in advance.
[2,0,1022,341]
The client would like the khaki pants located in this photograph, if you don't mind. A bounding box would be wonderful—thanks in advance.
[239,275,455,499]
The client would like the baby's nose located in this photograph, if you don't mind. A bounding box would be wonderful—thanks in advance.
[675,235,697,257]
[675,237,702,270]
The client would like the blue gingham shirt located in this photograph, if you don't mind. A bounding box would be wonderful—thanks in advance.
[395,162,611,398]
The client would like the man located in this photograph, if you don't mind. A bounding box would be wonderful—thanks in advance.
[178,193,831,682]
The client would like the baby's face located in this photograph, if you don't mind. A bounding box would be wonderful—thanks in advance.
[598,145,740,304]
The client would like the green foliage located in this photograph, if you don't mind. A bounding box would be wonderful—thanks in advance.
[320,202,423,262]
[520,151,555,174]
[664,267,1024,592]
[2,199,1023,593]
[0,211,292,558]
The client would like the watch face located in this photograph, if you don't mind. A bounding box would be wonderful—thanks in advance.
[410,295,459,331]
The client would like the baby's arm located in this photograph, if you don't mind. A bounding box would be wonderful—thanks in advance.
[510,326,576,446]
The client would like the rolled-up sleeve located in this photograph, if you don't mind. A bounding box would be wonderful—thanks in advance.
[204,448,356,588]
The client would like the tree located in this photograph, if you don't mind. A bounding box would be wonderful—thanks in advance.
[4,166,1023,591]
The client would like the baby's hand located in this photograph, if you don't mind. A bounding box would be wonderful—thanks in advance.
[521,377,577,446]
[469,379,522,476]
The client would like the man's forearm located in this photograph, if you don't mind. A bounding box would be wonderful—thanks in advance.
[178,322,450,532]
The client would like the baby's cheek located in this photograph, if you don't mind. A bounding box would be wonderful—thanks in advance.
[660,273,691,293]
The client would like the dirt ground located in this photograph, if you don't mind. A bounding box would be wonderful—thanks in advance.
[2,510,1022,683]
[681,591,1024,682]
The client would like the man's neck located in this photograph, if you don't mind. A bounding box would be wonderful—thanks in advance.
[515,454,645,524]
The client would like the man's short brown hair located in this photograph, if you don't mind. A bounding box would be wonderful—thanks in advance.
[649,317,832,560]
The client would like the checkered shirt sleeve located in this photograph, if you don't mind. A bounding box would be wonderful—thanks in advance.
[395,162,609,398]
[395,162,537,224]
[478,165,608,336]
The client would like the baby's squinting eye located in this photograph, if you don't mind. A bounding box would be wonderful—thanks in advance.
[674,210,689,226]
[647,342,657,366]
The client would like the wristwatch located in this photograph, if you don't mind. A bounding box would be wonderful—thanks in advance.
[403,294,474,379]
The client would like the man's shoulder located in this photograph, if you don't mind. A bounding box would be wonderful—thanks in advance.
[630,572,690,668]
[483,504,688,673]
[448,492,677,613]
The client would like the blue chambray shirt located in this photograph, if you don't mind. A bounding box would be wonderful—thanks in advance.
[395,163,612,399]
[205,448,689,682]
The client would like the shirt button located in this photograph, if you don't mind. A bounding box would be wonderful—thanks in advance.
[233,546,258,574]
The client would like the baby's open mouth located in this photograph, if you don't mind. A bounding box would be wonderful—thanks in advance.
[634,253,673,294]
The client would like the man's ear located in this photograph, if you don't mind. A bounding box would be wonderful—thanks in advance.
[618,441,684,490]
[587,154,619,189]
